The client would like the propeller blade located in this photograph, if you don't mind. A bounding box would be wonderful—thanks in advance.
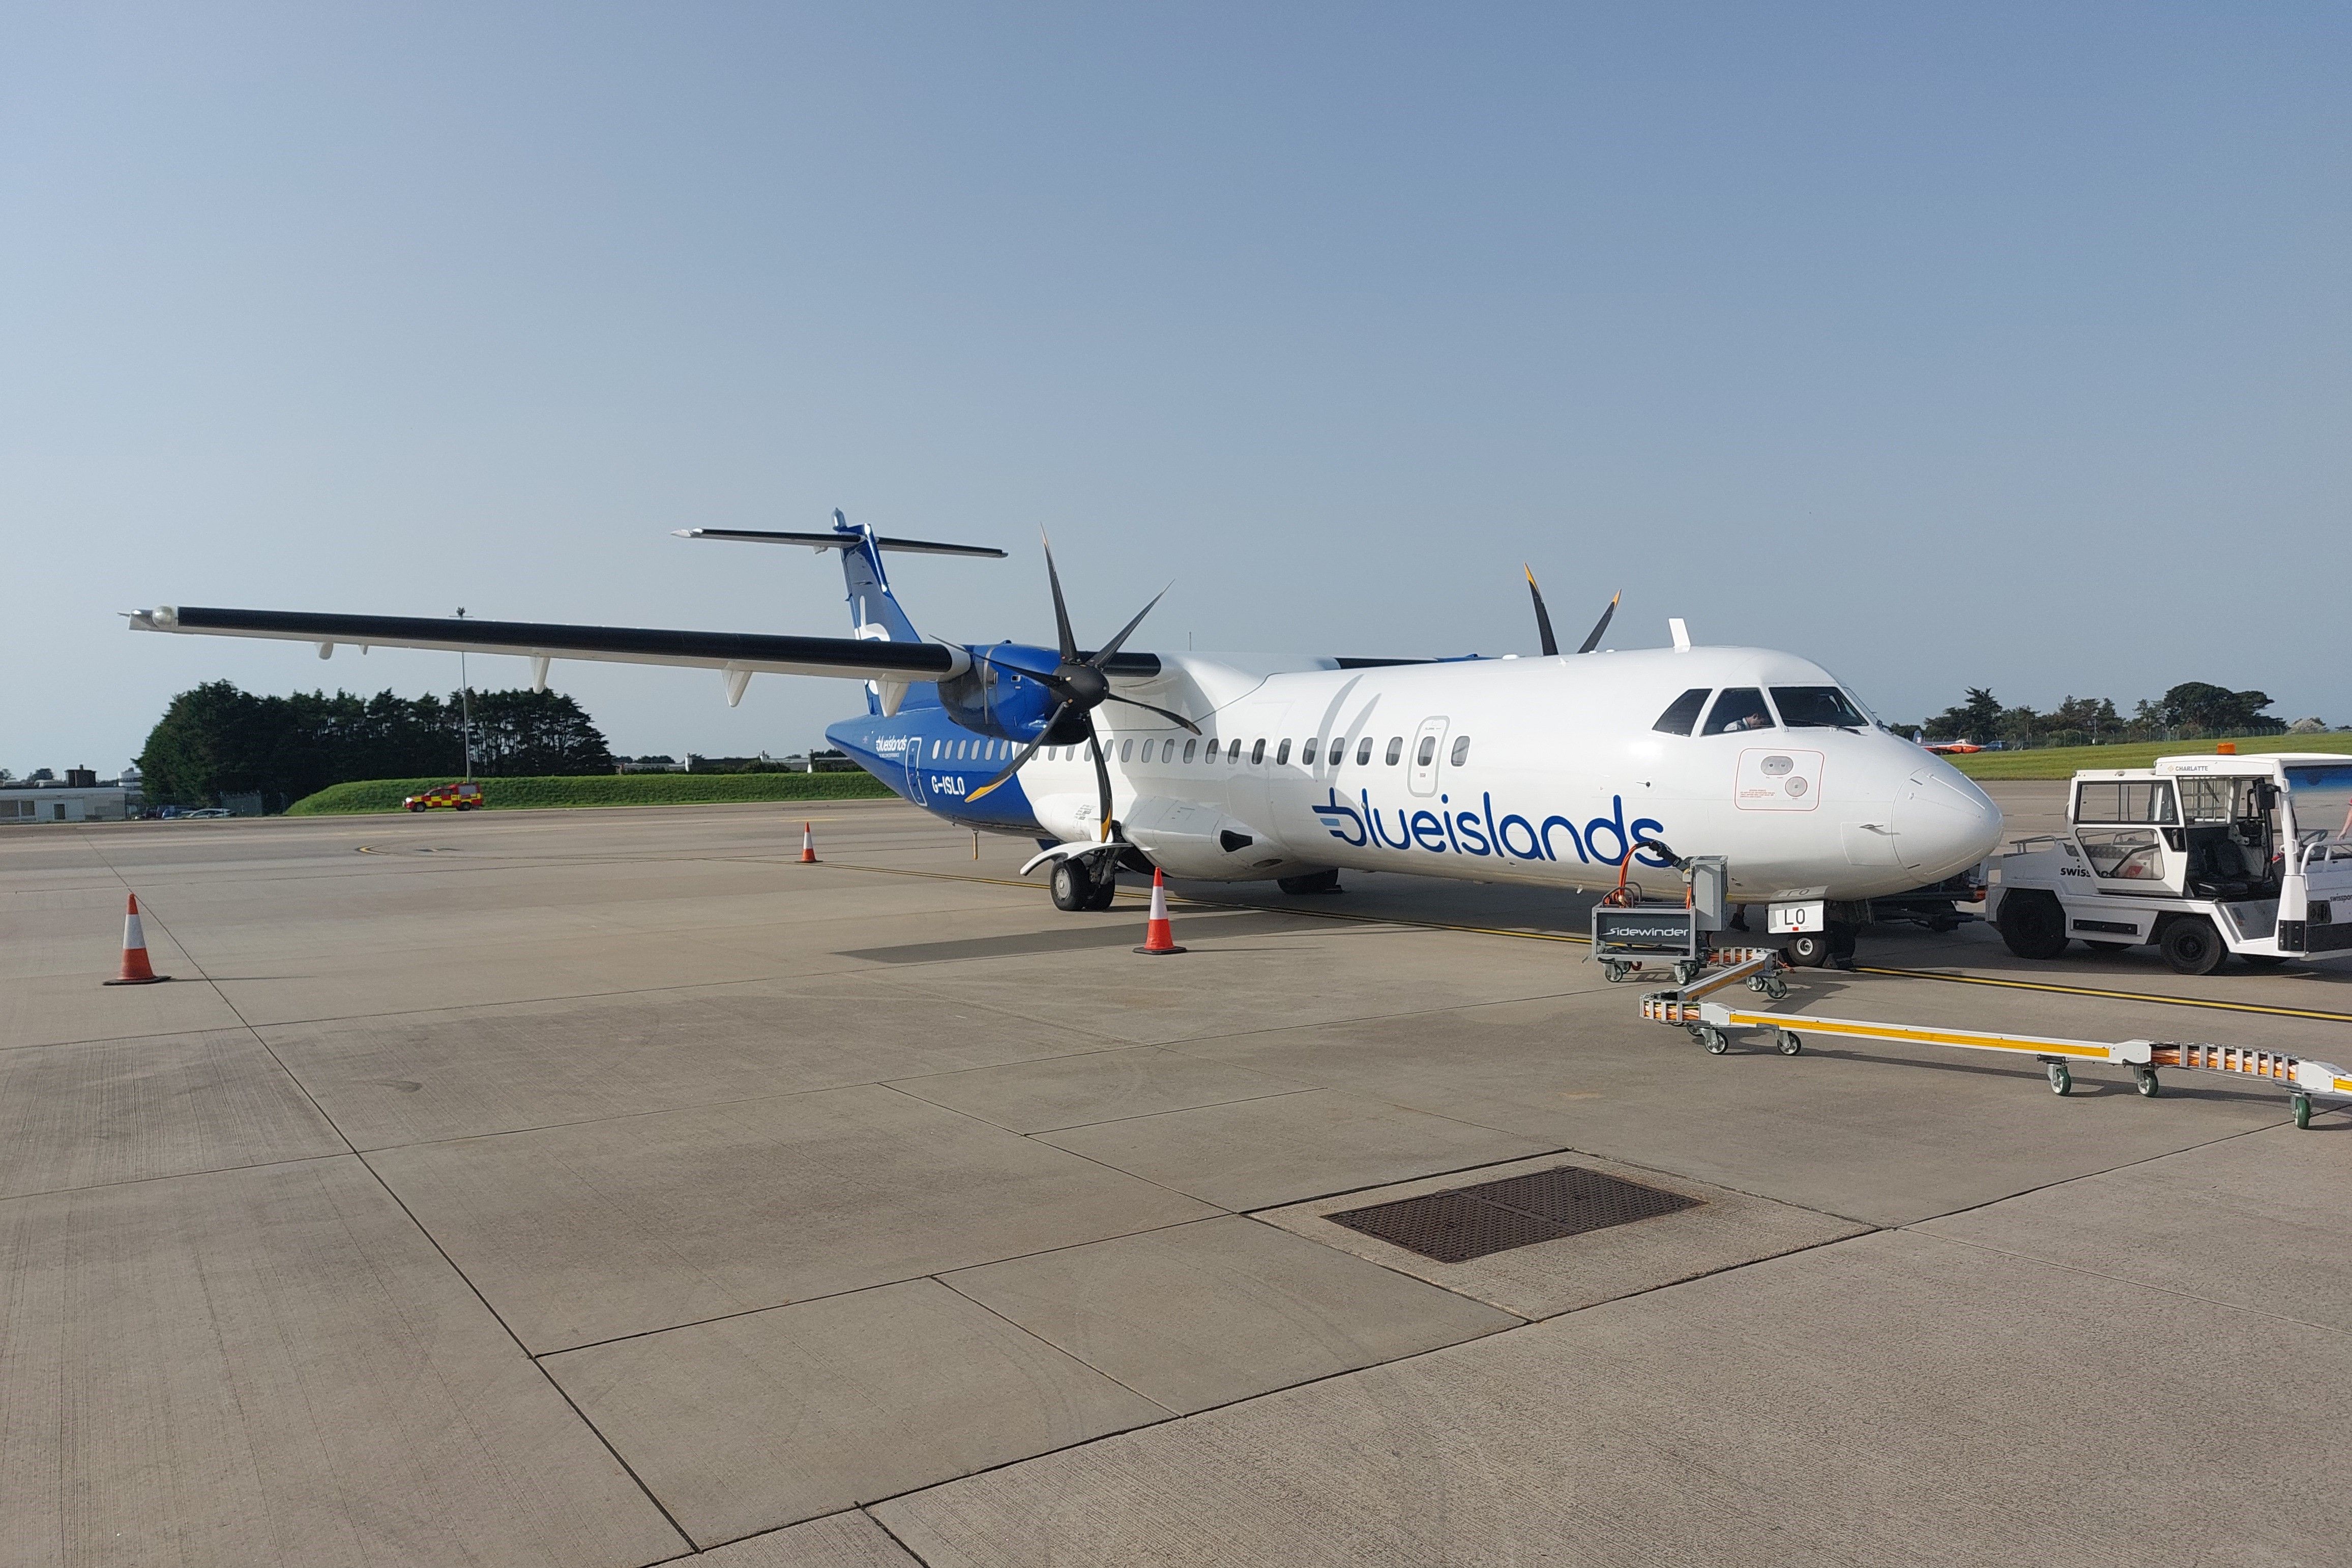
[1525,565,1559,658]
[966,702,1070,803]
[1087,584,1169,669]
[1086,715,1114,840]
[1041,531,1080,665]
[1104,693,1201,734]
[1576,590,1621,655]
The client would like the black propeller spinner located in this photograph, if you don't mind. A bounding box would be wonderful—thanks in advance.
[1524,566,1620,657]
[965,535,1199,839]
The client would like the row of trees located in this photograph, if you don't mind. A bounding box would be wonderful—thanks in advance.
[138,683,614,808]
[1909,682,2289,748]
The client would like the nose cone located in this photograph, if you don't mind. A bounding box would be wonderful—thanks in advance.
[1896,765,2005,880]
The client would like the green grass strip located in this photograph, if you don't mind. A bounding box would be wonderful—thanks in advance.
[286,771,894,814]
[1949,732,2352,781]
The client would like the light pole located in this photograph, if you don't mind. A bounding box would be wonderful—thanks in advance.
[454,608,475,781]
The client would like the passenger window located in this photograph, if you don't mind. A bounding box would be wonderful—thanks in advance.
[1357,736,1373,766]
[1276,738,1291,765]
[1701,689,1774,735]
[1120,739,1133,761]
[1301,737,1318,765]
[1416,735,1435,766]
[1450,735,1470,766]
[1653,688,1710,736]
[1162,739,1175,763]
[1183,738,1197,763]
[1251,739,1267,764]
[1385,737,1403,765]
[1228,739,1242,762]
[1769,687,1870,729]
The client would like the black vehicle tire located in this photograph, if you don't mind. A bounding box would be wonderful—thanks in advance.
[1277,870,1341,896]
[1996,892,2069,960]
[1049,859,1092,912]
[1083,867,1119,910]
[2158,916,2226,977]
[1784,932,1830,968]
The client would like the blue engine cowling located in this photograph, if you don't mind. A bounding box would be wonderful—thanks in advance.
[935,642,1095,746]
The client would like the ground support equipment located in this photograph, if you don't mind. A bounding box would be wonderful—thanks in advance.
[1636,946,1792,1053]
[1652,999,2352,1128]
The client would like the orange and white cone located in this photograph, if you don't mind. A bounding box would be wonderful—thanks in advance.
[103,894,171,986]
[1133,868,1186,956]
[799,821,819,864]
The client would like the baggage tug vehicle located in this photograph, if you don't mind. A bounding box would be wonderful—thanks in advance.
[1987,752,2352,973]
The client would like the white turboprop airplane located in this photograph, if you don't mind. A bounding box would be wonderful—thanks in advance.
[130,514,2003,955]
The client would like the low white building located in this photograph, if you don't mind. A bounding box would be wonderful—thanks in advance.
[0,784,143,823]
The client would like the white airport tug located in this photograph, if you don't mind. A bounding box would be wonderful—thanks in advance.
[1985,751,2352,974]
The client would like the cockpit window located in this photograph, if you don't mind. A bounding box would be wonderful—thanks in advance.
[1701,688,1774,735]
[1653,688,1711,736]
[1770,686,1870,729]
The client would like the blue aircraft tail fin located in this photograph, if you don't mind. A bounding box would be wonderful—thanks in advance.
[833,510,925,647]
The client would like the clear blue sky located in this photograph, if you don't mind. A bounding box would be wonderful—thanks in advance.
[5,4,2345,774]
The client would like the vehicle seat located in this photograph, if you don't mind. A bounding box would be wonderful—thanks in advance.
[2184,831,2254,898]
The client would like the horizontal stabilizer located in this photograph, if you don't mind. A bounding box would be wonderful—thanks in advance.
[673,528,1007,558]
[129,606,967,683]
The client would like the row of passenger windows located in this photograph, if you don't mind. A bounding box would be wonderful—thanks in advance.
[930,733,1474,768]
[1652,685,1871,737]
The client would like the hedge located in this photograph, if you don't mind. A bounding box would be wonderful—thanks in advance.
[286,771,895,815]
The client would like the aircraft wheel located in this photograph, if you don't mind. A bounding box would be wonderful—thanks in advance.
[1784,932,1830,968]
[1049,859,1092,912]
[2046,1061,2072,1096]
[1083,867,1119,910]
[2157,916,2225,976]
[1996,892,2069,960]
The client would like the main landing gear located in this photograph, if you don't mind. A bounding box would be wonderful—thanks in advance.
[1049,856,1119,912]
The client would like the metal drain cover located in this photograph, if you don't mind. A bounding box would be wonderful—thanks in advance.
[1327,1165,1700,1263]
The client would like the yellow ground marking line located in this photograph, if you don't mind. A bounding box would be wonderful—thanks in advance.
[1848,964,2352,1025]
[819,862,2352,1024]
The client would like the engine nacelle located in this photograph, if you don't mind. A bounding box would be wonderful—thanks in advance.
[936,642,1093,745]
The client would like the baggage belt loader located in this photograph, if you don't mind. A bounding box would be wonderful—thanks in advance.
[1984,752,2352,975]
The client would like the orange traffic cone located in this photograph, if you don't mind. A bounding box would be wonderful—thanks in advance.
[103,894,172,986]
[799,821,819,863]
[1134,868,1186,956]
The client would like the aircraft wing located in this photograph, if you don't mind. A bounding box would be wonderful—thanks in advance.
[128,605,966,682]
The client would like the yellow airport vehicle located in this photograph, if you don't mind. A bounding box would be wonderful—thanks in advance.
[402,781,484,812]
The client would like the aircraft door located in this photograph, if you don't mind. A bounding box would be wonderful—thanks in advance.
[904,734,929,805]
[1408,716,1449,798]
